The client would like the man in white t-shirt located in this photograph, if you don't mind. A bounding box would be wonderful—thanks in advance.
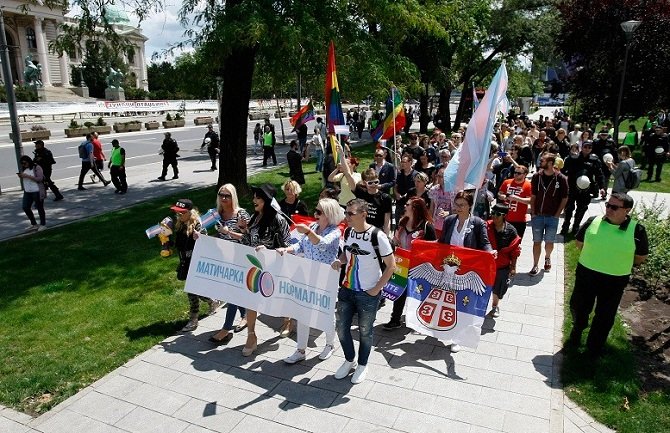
[331,199,395,384]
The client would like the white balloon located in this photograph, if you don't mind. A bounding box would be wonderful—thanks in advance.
[603,153,613,163]
[576,175,591,190]
[204,137,212,144]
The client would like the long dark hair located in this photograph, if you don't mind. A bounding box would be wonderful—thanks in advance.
[20,155,35,169]
[249,193,278,238]
[399,197,432,228]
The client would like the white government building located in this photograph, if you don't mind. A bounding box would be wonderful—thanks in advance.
[1,1,149,92]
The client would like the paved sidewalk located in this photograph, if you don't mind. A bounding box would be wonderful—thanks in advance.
[2,170,664,433]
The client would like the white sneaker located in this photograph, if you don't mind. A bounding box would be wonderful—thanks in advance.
[351,364,368,384]
[492,306,500,318]
[334,360,356,380]
[450,343,461,353]
[319,344,334,361]
[37,225,48,232]
[25,225,38,231]
[284,350,306,364]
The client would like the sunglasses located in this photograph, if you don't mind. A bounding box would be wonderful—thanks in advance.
[374,154,384,158]
[218,193,232,199]
[345,211,360,217]
[605,202,625,211]
[314,209,323,216]
[492,211,506,216]
[366,180,380,186]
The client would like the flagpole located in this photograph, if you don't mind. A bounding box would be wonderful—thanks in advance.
[391,87,397,167]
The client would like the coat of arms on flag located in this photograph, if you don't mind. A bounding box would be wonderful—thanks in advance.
[405,240,495,348]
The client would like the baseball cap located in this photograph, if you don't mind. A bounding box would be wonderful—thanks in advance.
[170,199,193,213]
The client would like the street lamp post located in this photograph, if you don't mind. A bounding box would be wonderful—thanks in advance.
[0,8,25,190]
[613,20,641,144]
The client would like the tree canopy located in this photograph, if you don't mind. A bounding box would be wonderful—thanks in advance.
[557,0,670,121]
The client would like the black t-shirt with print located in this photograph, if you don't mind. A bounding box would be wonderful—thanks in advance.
[354,187,393,229]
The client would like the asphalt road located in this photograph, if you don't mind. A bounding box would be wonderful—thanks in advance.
[0,118,297,192]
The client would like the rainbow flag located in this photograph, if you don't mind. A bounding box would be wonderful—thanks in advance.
[290,100,315,130]
[371,87,405,142]
[325,41,345,136]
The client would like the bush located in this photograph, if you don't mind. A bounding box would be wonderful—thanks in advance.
[175,113,183,120]
[125,87,149,100]
[84,121,94,128]
[97,117,106,126]
[31,125,47,131]
[165,113,172,121]
[631,196,670,289]
[69,119,80,129]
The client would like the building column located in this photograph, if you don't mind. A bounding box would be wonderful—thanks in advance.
[56,21,70,86]
[33,16,51,86]
[139,45,148,90]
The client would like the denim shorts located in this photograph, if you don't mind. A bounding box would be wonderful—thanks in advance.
[531,215,559,243]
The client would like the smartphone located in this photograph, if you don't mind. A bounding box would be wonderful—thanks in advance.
[498,151,508,158]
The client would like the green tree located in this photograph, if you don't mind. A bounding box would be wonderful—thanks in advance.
[557,0,670,123]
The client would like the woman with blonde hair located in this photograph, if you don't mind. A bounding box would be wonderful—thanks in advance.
[279,180,309,220]
[276,198,344,363]
[172,199,220,332]
[209,184,251,344]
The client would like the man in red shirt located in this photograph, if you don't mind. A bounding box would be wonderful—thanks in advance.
[497,164,531,238]
[90,132,110,185]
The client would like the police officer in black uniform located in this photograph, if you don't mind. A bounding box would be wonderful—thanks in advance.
[643,125,669,182]
[591,130,617,199]
[560,141,605,236]
[201,124,220,171]
[33,140,64,201]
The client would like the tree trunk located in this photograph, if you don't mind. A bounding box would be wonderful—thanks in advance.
[453,81,472,129]
[437,86,452,132]
[218,45,257,194]
[419,82,430,134]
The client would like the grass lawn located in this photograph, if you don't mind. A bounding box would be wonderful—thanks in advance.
[0,145,376,415]
[561,240,670,432]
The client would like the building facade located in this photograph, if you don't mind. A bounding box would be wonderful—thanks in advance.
[1,1,149,91]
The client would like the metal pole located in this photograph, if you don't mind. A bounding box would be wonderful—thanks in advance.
[0,9,25,188]
[613,42,631,145]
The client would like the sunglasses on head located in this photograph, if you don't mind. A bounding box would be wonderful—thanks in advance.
[218,193,232,199]
[605,202,625,211]
[314,209,323,216]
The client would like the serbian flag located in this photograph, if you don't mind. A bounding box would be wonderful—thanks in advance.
[405,240,495,348]
[444,61,509,192]
[290,100,315,131]
[371,87,406,142]
[325,41,345,136]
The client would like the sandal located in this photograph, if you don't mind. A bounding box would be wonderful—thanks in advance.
[234,318,247,333]
[544,257,552,271]
[242,332,257,357]
[528,266,540,276]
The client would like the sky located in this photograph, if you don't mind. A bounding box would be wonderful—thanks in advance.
[131,2,195,62]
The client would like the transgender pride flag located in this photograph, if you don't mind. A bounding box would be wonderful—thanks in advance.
[444,62,509,192]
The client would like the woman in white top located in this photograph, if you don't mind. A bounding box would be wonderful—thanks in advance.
[18,155,47,231]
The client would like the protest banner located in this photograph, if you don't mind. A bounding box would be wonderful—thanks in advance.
[406,240,495,348]
[185,235,338,333]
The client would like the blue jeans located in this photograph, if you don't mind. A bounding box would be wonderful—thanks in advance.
[22,191,45,226]
[222,304,246,331]
[336,288,380,366]
[314,148,324,172]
